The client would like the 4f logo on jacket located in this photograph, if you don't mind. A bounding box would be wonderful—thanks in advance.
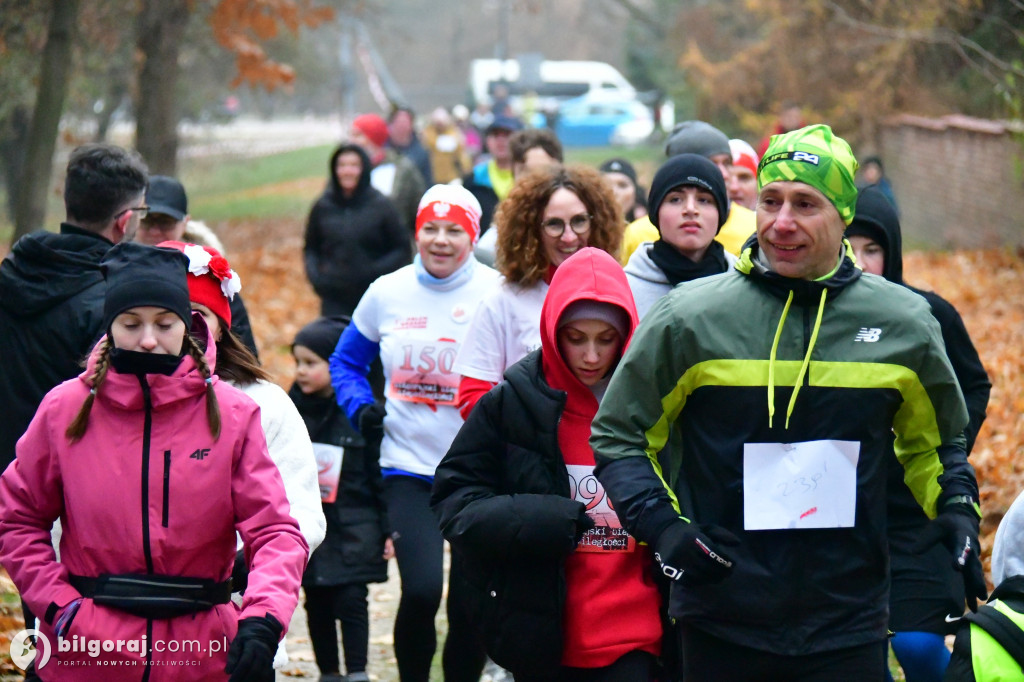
[189,448,211,460]
[854,327,882,342]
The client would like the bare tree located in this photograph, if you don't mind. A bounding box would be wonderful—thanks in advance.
[135,0,190,176]
[12,0,80,242]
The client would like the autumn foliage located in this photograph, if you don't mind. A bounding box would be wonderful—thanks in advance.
[902,249,1024,558]
[676,0,1024,143]
[210,0,335,90]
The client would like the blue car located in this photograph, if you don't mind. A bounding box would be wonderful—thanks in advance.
[552,95,654,147]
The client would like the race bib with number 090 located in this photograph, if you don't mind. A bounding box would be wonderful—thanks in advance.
[566,464,634,553]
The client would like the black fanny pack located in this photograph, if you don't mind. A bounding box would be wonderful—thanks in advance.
[69,573,232,620]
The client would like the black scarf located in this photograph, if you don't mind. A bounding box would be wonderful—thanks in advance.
[649,238,729,286]
[109,348,184,376]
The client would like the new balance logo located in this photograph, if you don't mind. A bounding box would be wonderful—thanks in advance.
[189,448,211,461]
[854,327,882,342]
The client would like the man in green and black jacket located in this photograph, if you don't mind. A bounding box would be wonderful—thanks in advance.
[592,124,987,681]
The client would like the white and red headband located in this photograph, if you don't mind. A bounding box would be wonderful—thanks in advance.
[730,138,759,176]
[415,184,483,244]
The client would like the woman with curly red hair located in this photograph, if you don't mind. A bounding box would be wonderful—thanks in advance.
[453,164,623,418]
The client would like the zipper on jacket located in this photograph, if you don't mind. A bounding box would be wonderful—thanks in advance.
[162,450,171,528]
[138,376,155,575]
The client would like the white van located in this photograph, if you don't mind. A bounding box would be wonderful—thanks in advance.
[469,57,636,110]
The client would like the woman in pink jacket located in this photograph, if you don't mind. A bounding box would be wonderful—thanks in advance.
[0,242,308,681]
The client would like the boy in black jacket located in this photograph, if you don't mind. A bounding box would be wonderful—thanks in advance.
[290,317,393,682]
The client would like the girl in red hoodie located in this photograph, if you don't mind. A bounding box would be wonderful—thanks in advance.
[431,247,663,681]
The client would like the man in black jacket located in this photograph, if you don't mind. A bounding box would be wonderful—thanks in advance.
[0,143,148,472]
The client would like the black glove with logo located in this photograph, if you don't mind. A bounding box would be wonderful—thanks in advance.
[654,520,740,586]
[225,614,283,682]
[356,403,386,440]
[912,503,988,612]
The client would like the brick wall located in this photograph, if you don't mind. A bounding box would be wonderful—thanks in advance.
[879,115,1024,249]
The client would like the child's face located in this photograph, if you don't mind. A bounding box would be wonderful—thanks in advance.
[848,235,886,276]
[293,345,333,397]
[557,319,623,387]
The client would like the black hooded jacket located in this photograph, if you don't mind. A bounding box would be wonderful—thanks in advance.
[847,187,990,457]
[0,224,114,470]
[848,187,991,632]
[289,383,389,587]
[303,143,411,317]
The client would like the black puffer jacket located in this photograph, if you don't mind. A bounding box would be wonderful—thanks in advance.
[431,351,586,679]
[0,224,113,470]
[848,187,991,633]
[290,384,389,586]
[303,144,411,317]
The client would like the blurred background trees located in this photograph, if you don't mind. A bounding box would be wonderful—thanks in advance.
[672,0,1024,150]
[1,0,1021,243]
[1,0,338,242]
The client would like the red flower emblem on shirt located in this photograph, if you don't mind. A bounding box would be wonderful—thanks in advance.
[208,255,231,281]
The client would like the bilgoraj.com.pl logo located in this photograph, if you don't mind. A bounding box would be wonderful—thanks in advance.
[9,629,51,671]
[8,628,227,670]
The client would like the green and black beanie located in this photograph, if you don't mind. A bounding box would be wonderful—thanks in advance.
[758,124,859,225]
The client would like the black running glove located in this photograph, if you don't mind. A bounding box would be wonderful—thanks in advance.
[654,521,740,586]
[225,614,283,682]
[356,403,386,439]
[913,503,988,612]
[573,504,596,544]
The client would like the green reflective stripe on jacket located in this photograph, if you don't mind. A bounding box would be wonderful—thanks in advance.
[971,599,1024,681]
[643,355,948,518]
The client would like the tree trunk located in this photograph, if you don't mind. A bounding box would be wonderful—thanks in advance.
[0,106,31,224]
[135,0,190,176]
[95,76,130,143]
[11,0,80,244]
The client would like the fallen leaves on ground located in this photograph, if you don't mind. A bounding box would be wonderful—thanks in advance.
[903,249,1024,562]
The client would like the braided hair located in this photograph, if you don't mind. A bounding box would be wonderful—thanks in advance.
[65,339,113,442]
[183,332,221,440]
[65,335,222,442]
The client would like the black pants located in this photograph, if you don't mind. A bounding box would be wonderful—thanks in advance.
[514,650,658,682]
[680,623,889,681]
[382,475,486,682]
[305,583,370,675]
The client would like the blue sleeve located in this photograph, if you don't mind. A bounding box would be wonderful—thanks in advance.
[330,323,380,422]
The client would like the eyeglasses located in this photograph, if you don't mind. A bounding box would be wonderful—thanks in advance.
[541,213,591,238]
[115,205,150,221]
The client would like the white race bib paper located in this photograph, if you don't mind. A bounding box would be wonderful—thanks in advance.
[313,443,344,503]
[566,464,634,553]
[743,439,860,530]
